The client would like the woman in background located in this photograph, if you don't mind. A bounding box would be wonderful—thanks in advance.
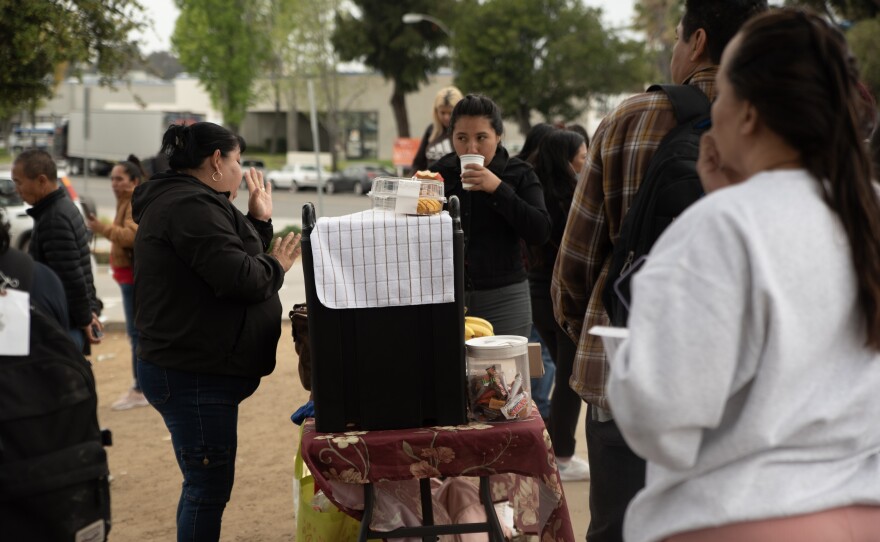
[411,86,464,172]
[529,129,590,481]
[516,122,556,163]
[517,122,558,422]
[608,9,880,542]
[87,155,147,410]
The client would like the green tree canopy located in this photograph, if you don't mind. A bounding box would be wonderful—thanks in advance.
[634,0,683,82]
[0,0,145,119]
[848,16,880,103]
[172,0,271,132]
[453,0,650,134]
[332,1,454,137]
[787,0,879,20]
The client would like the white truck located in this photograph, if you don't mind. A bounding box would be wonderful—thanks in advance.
[61,110,205,174]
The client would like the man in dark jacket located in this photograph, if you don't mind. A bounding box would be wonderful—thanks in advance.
[12,149,102,350]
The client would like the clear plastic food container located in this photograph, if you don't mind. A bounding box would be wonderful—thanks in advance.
[368,177,445,215]
[369,176,444,198]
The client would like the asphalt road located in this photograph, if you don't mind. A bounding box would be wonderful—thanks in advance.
[73,173,372,225]
[78,173,372,326]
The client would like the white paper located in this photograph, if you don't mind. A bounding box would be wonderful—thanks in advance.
[0,289,31,356]
[394,180,421,214]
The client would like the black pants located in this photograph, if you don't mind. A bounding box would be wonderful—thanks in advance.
[585,405,646,542]
[531,291,581,457]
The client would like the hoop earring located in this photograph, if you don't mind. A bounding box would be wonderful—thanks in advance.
[211,171,223,182]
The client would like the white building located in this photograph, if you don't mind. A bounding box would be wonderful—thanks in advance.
[29,70,618,165]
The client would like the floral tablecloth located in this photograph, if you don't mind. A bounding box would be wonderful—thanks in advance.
[300,412,575,541]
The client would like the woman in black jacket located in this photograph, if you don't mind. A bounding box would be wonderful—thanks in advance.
[431,94,551,337]
[132,122,301,541]
[528,129,591,481]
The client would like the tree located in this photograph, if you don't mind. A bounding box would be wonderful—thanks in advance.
[0,0,145,120]
[172,0,270,132]
[848,17,880,102]
[787,1,880,103]
[144,51,185,81]
[295,0,345,168]
[634,0,684,83]
[454,0,650,134]
[332,1,453,138]
[787,0,879,20]
[269,0,339,163]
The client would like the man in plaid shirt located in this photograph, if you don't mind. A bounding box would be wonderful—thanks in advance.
[551,1,768,540]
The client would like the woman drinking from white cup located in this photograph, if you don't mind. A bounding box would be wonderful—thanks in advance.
[430,94,551,338]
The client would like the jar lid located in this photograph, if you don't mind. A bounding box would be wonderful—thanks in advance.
[465,335,528,358]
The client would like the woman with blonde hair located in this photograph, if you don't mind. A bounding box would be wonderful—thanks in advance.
[608,8,880,542]
[411,85,463,172]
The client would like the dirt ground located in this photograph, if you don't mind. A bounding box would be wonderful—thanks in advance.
[92,325,309,541]
[91,325,591,541]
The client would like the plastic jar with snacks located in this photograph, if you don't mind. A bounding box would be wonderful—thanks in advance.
[465,335,532,422]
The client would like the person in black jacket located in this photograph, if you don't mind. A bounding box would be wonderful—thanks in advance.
[431,94,551,337]
[132,122,301,542]
[528,129,591,482]
[12,149,101,351]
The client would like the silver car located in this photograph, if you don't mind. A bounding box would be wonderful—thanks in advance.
[0,176,33,250]
[265,163,334,192]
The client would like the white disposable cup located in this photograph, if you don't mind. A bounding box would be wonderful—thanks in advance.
[459,154,485,190]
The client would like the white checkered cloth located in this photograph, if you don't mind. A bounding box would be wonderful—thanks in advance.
[310,210,454,309]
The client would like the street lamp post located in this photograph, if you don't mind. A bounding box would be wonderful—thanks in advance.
[401,13,453,38]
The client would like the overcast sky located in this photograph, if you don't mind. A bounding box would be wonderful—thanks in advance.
[133,0,638,54]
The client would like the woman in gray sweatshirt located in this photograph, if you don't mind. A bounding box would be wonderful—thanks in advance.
[608,8,880,542]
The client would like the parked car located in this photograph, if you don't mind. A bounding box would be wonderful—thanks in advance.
[0,171,95,252]
[240,158,266,188]
[265,163,334,192]
[66,158,115,176]
[0,176,32,250]
[330,164,395,195]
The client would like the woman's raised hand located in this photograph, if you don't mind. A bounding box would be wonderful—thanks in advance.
[269,232,303,273]
[245,167,273,221]
[697,133,743,194]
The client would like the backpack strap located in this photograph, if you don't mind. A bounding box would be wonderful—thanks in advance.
[647,84,711,125]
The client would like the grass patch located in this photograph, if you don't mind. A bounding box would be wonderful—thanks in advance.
[268,223,303,253]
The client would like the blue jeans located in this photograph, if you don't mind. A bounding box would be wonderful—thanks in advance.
[119,282,140,390]
[528,326,556,421]
[137,359,260,542]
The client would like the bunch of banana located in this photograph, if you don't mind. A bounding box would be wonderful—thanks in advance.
[416,197,443,215]
[464,316,494,340]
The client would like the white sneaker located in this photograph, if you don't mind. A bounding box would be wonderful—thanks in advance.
[557,456,590,482]
[111,389,150,411]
